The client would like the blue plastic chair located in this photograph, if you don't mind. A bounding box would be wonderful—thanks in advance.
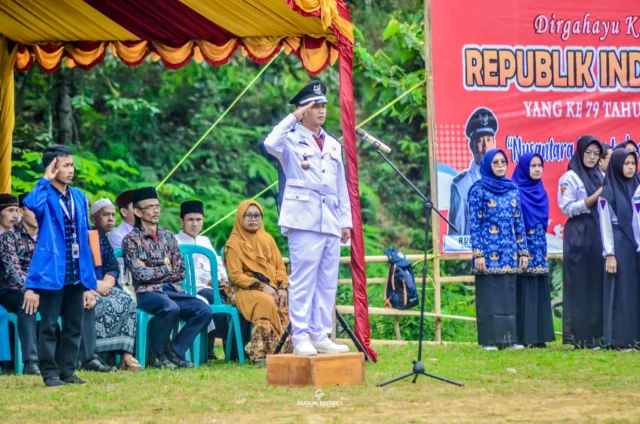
[114,251,204,367]
[7,312,61,375]
[179,244,245,364]
[114,248,156,369]
[0,305,8,375]
[134,308,155,369]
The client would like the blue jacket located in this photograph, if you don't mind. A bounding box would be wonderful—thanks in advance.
[24,178,97,291]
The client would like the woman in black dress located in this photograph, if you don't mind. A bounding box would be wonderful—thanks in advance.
[469,149,530,350]
[513,153,555,348]
[558,135,605,349]
[598,149,640,351]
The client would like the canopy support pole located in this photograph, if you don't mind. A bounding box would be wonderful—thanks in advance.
[0,36,17,193]
[335,24,378,362]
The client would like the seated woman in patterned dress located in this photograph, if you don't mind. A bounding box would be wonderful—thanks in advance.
[224,200,291,365]
[469,149,530,351]
[81,199,140,371]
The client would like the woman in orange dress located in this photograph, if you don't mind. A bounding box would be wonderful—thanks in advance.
[224,200,291,365]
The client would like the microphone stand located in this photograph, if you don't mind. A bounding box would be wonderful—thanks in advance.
[374,148,463,388]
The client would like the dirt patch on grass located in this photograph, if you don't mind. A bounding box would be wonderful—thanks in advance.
[2,345,639,424]
[104,387,639,424]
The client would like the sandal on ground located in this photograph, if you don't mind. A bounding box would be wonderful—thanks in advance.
[123,356,142,371]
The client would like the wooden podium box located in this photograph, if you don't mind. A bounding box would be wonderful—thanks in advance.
[266,353,366,388]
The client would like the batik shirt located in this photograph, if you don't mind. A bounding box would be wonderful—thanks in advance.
[469,186,529,274]
[95,229,120,284]
[0,222,36,293]
[122,226,186,293]
[523,223,548,274]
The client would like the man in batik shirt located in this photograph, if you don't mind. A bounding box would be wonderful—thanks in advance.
[122,187,212,369]
[0,194,40,375]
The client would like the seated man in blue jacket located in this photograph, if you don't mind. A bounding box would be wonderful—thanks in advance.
[24,145,97,387]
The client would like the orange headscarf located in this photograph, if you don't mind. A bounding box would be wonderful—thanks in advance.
[224,200,280,286]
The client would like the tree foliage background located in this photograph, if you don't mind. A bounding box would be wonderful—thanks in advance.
[10,0,488,341]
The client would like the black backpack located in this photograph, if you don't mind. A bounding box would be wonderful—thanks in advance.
[384,247,419,310]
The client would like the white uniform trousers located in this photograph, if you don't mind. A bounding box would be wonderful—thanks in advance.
[287,229,341,345]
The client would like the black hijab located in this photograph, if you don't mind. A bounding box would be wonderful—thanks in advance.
[601,149,640,246]
[568,135,604,219]
[568,135,604,194]
[613,140,638,152]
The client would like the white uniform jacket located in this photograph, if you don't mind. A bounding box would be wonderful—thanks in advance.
[264,113,352,237]
[558,170,590,218]
[633,186,640,252]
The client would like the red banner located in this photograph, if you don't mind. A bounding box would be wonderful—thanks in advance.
[432,0,640,254]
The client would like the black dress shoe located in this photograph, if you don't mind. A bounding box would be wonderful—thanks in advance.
[166,345,194,369]
[23,361,41,375]
[63,374,87,385]
[149,354,177,370]
[80,359,116,373]
[44,377,64,387]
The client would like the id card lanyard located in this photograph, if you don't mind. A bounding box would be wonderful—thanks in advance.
[59,194,80,259]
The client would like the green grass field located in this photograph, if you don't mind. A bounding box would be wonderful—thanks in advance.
[1,343,639,423]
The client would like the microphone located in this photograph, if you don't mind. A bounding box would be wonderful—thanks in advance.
[356,128,392,154]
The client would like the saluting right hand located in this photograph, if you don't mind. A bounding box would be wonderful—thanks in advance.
[292,101,316,121]
[44,158,59,181]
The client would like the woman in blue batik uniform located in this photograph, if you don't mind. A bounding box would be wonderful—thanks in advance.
[599,149,640,351]
[512,153,555,348]
[469,149,530,351]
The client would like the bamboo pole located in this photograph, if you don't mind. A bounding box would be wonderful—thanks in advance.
[393,316,402,341]
[336,305,476,322]
[423,0,442,342]
[339,254,432,264]
[436,253,563,262]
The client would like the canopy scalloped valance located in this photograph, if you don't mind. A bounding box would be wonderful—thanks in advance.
[0,0,377,361]
[2,0,352,75]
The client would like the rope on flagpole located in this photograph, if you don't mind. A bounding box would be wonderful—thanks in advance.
[200,181,278,235]
[156,51,282,190]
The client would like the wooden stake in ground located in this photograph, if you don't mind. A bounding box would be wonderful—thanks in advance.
[424,0,443,342]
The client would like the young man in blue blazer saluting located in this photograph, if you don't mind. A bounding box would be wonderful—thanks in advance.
[23,145,97,387]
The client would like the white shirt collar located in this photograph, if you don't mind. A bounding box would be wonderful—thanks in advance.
[296,122,325,139]
[117,222,134,232]
[177,230,203,244]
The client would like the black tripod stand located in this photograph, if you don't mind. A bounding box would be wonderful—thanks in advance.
[375,149,463,388]
[274,310,373,362]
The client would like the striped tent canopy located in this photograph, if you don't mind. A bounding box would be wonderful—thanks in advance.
[0,0,353,74]
[0,0,377,361]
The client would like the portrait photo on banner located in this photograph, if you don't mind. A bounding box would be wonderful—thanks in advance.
[431,0,640,254]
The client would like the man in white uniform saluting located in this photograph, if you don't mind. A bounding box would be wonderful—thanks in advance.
[264,81,352,356]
